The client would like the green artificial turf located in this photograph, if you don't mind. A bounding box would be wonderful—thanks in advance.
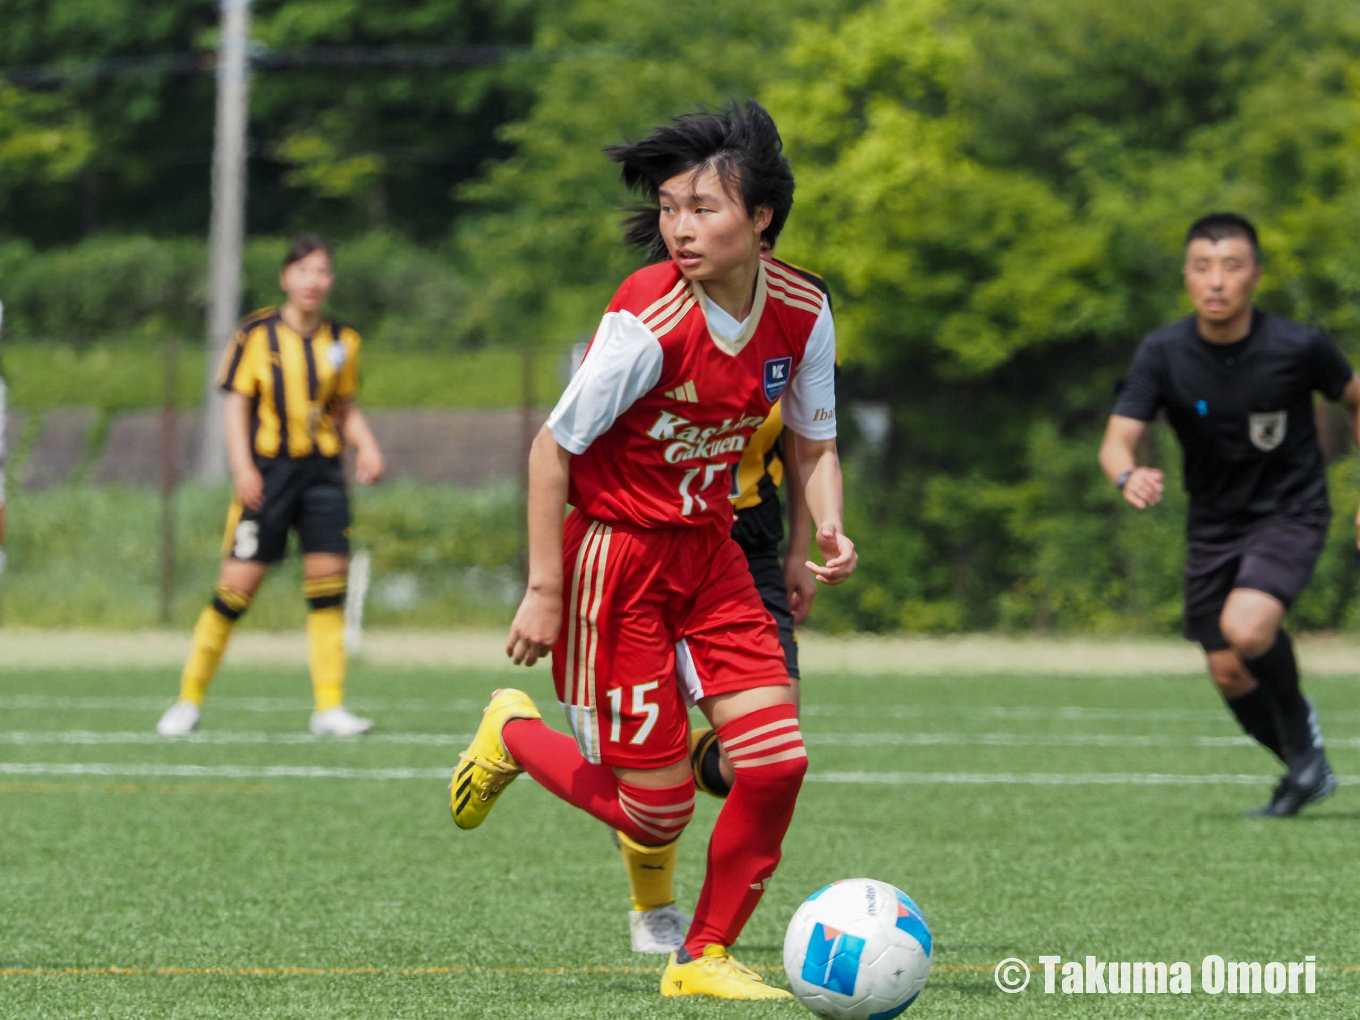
[1,662,1356,1018]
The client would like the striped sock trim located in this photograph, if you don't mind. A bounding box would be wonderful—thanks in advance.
[719,704,807,772]
[303,575,347,611]
[690,728,731,798]
[617,779,694,844]
[211,585,253,622]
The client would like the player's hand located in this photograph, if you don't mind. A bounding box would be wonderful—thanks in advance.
[785,555,818,625]
[507,587,562,666]
[232,464,265,512]
[355,444,386,485]
[807,522,857,585]
[1121,467,1164,510]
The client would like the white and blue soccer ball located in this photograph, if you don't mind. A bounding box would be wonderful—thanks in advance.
[783,878,932,1020]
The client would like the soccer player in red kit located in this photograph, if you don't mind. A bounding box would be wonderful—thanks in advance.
[450,100,855,1000]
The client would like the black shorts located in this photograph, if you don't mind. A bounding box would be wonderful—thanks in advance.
[743,543,799,679]
[223,455,351,564]
[1183,509,1330,651]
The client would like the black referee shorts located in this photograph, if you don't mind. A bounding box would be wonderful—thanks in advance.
[1183,509,1330,651]
[743,543,799,679]
[223,455,351,565]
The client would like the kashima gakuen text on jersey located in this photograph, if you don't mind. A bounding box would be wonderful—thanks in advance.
[546,258,836,530]
[647,411,767,463]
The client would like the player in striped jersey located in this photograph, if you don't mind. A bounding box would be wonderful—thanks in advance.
[156,236,385,738]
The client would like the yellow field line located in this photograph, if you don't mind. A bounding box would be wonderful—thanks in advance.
[0,966,678,978]
[3,964,1355,978]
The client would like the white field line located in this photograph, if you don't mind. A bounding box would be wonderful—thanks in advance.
[7,629,1360,675]
[6,729,1360,750]
[7,693,1360,724]
[0,695,490,713]
[0,762,449,781]
[0,761,1306,786]
[0,730,477,746]
[811,772,1282,786]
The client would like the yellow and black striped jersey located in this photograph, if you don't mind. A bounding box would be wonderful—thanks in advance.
[732,402,788,511]
[217,306,361,460]
[729,259,834,551]
[731,259,833,509]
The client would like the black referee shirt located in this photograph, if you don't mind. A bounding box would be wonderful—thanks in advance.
[1113,310,1354,524]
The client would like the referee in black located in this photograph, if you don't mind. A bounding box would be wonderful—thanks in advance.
[1100,212,1360,817]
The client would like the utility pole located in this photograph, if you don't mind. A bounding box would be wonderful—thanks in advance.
[198,0,252,481]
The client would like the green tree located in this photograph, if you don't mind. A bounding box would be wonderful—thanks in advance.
[0,83,94,216]
[773,0,1360,631]
[452,0,849,348]
[0,0,535,242]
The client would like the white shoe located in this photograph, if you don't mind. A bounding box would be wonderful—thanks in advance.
[629,903,691,954]
[157,701,201,736]
[309,706,374,736]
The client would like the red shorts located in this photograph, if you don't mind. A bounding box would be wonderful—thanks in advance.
[551,511,789,768]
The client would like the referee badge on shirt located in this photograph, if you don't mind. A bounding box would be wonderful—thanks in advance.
[1248,411,1287,451]
[763,355,793,402]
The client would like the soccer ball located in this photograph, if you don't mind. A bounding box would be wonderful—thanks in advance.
[783,878,932,1019]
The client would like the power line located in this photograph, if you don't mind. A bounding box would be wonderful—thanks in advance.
[1,45,524,87]
[80,145,509,169]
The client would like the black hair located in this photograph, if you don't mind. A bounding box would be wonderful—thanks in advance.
[283,234,333,268]
[1185,213,1261,263]
[605,99,795,261]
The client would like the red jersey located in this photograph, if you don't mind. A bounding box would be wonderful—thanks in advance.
[547,257,837,530]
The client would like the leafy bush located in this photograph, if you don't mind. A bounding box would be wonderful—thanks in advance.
[0,232,473,349]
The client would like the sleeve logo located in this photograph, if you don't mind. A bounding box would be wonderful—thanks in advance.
[763,356,793,402]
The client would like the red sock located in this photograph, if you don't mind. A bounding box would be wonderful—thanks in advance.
[684,703,807,956]
[502,718,693,844]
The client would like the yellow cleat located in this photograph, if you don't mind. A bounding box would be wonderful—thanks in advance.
[660,945,793,1000]
[450,688,540,830]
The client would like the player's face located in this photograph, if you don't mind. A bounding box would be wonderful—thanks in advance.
[1184,236,1260,325]
[658,166,771,282]
[280,250,334,314]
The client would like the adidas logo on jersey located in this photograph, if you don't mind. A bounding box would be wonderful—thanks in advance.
[665,380,699,403]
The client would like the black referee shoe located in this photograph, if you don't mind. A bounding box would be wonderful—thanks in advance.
[1249,752,1338,818]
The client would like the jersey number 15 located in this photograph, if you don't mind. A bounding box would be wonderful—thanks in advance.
[678,462,727,516]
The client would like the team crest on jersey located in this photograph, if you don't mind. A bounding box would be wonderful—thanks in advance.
[1249,411,1287,451]
[764,356,793,402]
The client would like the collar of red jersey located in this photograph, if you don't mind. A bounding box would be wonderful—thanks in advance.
[690,261,769,358]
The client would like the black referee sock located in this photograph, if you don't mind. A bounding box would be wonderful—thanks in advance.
[1224,685,1285,762]
[1241,630,1311,758]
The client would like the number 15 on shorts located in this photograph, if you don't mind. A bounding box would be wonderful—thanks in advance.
[606,680,660,745]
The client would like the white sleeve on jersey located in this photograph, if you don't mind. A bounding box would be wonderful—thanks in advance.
[780,299,837,440]
[547,311,664,454]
